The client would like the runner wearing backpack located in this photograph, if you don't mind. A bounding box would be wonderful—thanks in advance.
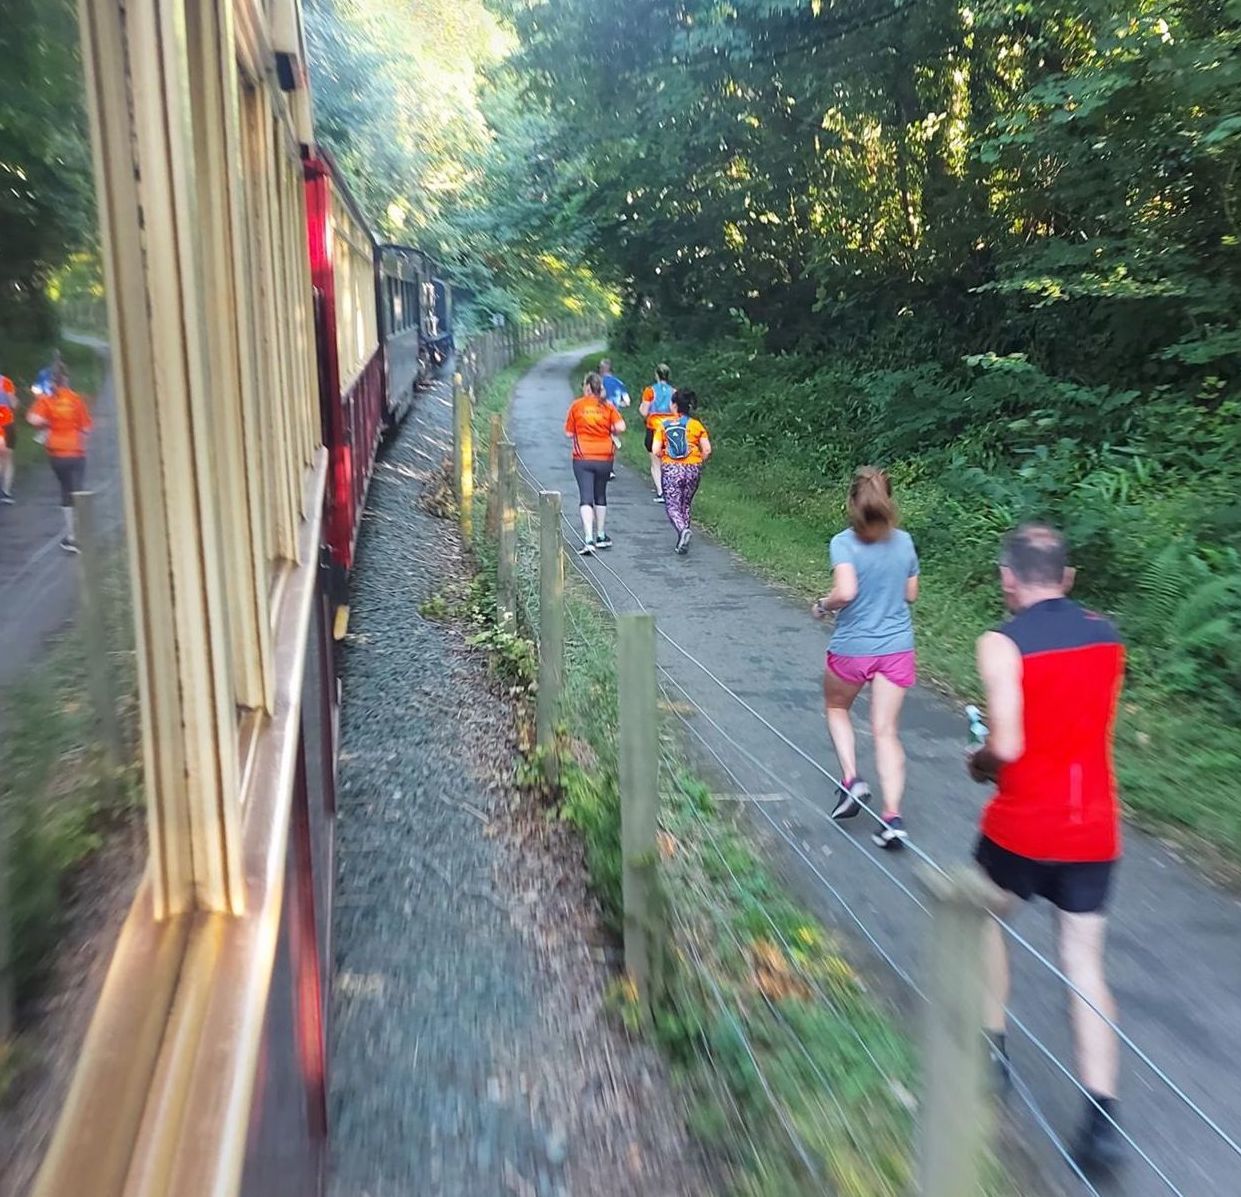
[652,388,711,554]
[639,363,676,502]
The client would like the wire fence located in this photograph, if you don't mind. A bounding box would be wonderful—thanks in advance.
[452,330,1241,1197]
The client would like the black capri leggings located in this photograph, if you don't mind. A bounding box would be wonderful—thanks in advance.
[572,458,611,507]
[50,455,86,507]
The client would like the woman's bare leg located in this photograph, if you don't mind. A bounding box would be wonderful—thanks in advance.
[823,666,863,783]
[869,673,909,817]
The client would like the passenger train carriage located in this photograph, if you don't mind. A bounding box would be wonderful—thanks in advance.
[306,153,453,601]
[29,3,450,1195]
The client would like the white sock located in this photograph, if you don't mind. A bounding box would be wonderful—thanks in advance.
[580,504,595,542]
[62,506,75,540]
[595,506,607,537]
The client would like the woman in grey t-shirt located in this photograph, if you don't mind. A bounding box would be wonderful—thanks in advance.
[811,467,920,849]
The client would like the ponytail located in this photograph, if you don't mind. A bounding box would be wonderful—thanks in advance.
[583,371,605,400]
[847,466,897,543]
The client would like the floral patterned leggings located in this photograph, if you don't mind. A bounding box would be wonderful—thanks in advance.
[660,462,702,534]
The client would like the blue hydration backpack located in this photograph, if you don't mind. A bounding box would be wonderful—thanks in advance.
[650,380,674,415]
[662,415,691,460]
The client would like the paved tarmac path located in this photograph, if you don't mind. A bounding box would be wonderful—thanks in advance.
[509,346,1241,1197]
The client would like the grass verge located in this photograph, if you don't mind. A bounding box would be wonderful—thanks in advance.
[0,548,139,1099]
[582,349,1241,869]
[458,350,1012,1195]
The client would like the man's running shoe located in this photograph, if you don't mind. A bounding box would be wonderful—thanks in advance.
[0,492,14,505]
[872,814,907,850]
[577,540,596,557]
[595,534,613,549]
[831,777,870,820]
[1072,1096,1124,1173]
[60,537,79,555]
[653,494,665,503]
[675,528,692,554]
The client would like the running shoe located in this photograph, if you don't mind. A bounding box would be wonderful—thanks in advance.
[652,494,665,504]
[1072,1096,1125,1173]
[831,777,870,820]
[577,540,596,557]
[0,492,14,505]
[60,537,79,555]
[872,814,907,850]
[594,534,613,549]
[675,527,692,554]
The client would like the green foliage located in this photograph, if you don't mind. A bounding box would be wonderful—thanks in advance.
[303,0,615,324]
[0,0,95,338]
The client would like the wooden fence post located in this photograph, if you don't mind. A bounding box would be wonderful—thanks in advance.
[74,491,124,774]
[486,413,503,538]
[497,441,517,626]
[618,613,660,1012]
[453,374,474,540]
[0,792,12,1041]
[919,865,1000,1197]
[537,492,564,782]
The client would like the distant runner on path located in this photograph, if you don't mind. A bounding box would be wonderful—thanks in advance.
[812,467,919,849]
[564,371,625,556]
[27,364,92,553]
[0,375,16,503]
[598,358,629,475]
[639,363,675,502]
[968,522,1126,1175]
[651,388,711,554]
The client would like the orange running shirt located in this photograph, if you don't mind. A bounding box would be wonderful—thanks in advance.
[655,416,709,466]
[565,395,622,460]
[0,404,12,432]
[29,387,91,457]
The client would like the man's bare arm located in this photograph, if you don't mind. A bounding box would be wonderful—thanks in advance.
[969,631,1024,782]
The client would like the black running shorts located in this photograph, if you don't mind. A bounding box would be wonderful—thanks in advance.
[50,455,86,507]
[572,458,611,507]
[3,424,15,449]
[975,835,1114,914]
[643,426,656,453]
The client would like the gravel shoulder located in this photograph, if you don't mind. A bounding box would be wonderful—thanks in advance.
[329,380,710,1197]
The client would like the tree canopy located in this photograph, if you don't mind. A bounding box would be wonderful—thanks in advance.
[0,0,94,338]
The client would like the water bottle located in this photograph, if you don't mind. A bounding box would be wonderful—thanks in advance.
[965,704,989,746]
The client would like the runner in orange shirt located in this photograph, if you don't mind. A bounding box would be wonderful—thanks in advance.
[0,375,16,503]
[27,366,92,553]
[564,372,625,555]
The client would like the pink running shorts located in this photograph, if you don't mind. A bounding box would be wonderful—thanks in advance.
[826,649,917,689]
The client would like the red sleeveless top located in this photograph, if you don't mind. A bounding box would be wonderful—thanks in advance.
[981,599,1125,863]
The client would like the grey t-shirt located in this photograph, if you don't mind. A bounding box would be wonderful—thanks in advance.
[828,528,919,656]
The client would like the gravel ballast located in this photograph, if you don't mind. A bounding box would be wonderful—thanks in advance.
[328,377,709,1197]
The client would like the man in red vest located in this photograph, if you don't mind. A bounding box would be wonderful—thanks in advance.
[969,522,1125,1174]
